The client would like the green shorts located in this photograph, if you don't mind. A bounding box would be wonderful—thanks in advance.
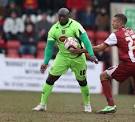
[49,53,87,81]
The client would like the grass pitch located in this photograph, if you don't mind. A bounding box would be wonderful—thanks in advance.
[0,91,134,122]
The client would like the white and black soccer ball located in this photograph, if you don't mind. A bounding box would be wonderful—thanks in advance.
[64,37,78,50]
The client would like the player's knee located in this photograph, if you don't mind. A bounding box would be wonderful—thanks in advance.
[46,74,60,85]
[77,79,87,86]
[46,79,55,85]
[100,73,104,81]
[100,72,109,81]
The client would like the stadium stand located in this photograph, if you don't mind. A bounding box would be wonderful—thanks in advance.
[0,0,134,63]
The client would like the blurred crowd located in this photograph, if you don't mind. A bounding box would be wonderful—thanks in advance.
[0,0,135,68]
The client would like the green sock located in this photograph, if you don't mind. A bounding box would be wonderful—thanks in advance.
[40,83,53,105]
[80,85,90,105]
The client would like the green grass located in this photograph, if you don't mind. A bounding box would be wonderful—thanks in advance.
[0,91,135,122]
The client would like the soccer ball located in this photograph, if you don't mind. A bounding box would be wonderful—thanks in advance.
[64,37,78,49]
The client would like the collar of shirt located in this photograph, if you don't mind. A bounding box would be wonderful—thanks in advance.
[56,18,73,29]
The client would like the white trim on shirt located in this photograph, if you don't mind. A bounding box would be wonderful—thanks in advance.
[104,33,117,46]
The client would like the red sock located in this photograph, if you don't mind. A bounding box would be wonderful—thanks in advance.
[101,80,115,106]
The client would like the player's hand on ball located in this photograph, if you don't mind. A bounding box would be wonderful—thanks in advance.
[69,47,81,54]
[69,47,87,54]
[88,55,98,64]
[40,64,48,73]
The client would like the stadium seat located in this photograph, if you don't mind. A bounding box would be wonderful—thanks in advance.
[21,54,35,59]
[86,30,95,45]
[6,40,21,49]
[0,39,5,48]
[37,41,46,50]
[95,31,109,45]
[6,40,21,58]
[36,41,45,59]
[7,49,20,58]
[7,53,20,58]
[36,50,44,59]
[86,30,95,40]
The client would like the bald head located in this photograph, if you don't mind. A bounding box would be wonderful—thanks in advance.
[58,8,70,25]
[58,8,70,16]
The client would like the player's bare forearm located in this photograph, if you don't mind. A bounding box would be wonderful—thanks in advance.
[70,48,98,64]
[93,43,108,52]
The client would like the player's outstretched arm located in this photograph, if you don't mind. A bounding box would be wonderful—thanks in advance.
[93,43,108,52]
[70,42,108,54]
[41,40,55,73]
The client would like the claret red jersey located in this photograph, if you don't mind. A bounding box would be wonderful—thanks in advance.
[105,27,135,63]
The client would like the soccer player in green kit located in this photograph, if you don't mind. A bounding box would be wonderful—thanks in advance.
[33,8,98,112]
